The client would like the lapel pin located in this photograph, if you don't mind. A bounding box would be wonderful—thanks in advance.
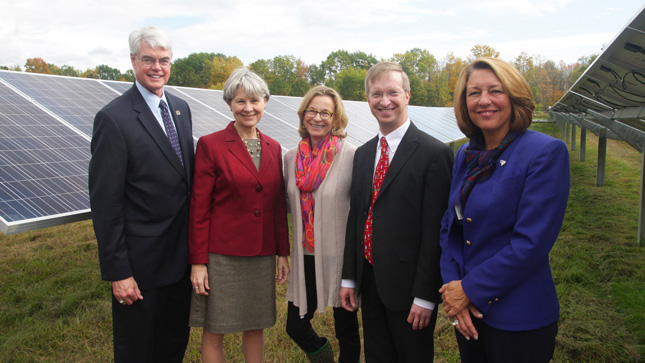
[500,160,506,166]
[175,110,181,116]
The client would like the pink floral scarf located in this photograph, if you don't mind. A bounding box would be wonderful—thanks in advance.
[295,134,342,253]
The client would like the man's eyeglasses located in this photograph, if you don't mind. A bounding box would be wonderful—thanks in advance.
[304,109,334,120]
[368,90,405,100]
[138,56,172,68]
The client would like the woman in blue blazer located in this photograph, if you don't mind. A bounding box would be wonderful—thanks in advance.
[439,58,570,362]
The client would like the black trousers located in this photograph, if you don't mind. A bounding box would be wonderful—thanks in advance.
[360,260,437,363]
[286,255,361,363]
[112,269,191,363]
[456,315,558,363]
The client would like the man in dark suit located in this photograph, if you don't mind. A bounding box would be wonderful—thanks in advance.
[88,25,195,362]
[340,62,453,362]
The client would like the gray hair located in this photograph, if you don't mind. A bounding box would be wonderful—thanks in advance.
[129,25,173,58]
[223,67,270,105]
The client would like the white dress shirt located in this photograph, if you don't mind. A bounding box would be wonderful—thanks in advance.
[342,119,435,310]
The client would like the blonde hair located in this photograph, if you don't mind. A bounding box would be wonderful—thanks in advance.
[297,85,348,139]
[364,62,410,95]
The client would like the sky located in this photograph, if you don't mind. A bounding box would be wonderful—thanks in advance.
[2,0,644,73]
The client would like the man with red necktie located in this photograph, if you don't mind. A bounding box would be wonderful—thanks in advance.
[340,62,453,362]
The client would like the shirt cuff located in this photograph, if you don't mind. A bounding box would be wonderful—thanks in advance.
[413,297,436,310]
[341,279,356,288]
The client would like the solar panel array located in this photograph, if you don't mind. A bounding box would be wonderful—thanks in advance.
[551,4,645,130]
[0,70,463,235]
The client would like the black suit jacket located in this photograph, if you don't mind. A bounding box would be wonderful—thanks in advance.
[342,122,453,310]
[89,84,195,290]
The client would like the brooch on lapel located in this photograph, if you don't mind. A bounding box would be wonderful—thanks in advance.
[500,160,506,166]
[175,110,181,116]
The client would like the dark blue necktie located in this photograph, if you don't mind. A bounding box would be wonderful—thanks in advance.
[159,100,184,166]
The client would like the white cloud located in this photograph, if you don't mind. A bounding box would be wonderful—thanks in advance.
[1,0,642,72]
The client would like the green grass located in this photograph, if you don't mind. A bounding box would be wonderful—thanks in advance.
[0,122,643,362]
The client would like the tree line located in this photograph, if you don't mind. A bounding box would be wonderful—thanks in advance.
[2,44,597,111]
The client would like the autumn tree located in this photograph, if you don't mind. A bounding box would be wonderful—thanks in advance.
[289,59,311,96]
[0,64,21,71]
[249,59,273,84]
[390,48,438,106]
[514,51,534,76]
[209,55,243,89]
[96,64,122,80]
[436,53,465,106]
[121,70,135,82]
[317,50,377,85]
[469,44,500,60]
[25,58,50,74]
[569,54,597,86]
[80,68,99,79]
[249,55,310,96]
[55,65,80,77]
[169,52,225,88]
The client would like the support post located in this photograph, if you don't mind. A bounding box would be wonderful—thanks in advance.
[571,124,577,151]
[638,152,645,244]
[580,128,586,162]
[597,128,607,187]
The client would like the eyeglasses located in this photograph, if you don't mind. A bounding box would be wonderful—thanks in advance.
[138,56,172,68]
[304,108,334,120]
[368,90,405,100]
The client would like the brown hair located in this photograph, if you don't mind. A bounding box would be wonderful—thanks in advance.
[453,57,534,138]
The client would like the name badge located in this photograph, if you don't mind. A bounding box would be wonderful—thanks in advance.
[454,203,463,221]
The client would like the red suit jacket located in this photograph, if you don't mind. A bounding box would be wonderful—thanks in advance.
[189,121,289,264]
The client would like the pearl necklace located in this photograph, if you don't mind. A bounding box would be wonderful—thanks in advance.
[236,127,261,159]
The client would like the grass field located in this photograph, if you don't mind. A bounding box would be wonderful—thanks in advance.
[0,122,643,362]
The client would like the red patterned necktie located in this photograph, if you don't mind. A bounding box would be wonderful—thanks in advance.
[364,137,389,264]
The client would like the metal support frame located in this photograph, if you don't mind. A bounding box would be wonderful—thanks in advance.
[586,111,645,243]
[641,152,645,243]
[597,128,607,187]
[586,110,645,153]
[550,110,645,242]
[580,128,586,162]
[571,125,577,151]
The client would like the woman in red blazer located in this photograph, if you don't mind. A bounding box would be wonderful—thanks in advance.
[188,67,290,363]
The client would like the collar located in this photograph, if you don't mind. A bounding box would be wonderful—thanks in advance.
[377,118,411,156]
[135,80,168,110]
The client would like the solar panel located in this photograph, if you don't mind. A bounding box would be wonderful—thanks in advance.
[0,72,120,137]
[0,70,464,234]
[551,5,645,119]
[0,80,91,234]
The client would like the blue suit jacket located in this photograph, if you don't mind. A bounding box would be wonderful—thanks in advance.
[440,129,570,331]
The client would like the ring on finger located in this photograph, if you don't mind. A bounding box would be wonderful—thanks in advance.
[119,300,125,305]
[452,320,459,326]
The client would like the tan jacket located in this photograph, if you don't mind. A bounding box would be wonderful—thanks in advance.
[284,139,356,316]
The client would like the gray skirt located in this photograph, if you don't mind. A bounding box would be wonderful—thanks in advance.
[189,253,276,334]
